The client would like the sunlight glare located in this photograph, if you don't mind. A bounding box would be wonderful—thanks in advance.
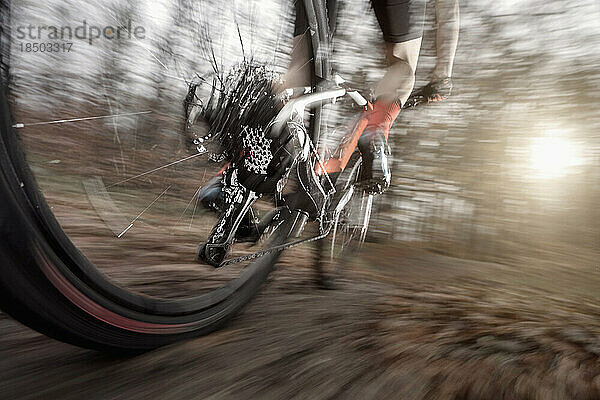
[530,130,583,179]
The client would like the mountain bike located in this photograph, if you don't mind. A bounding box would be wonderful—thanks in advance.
[0,0,395,352]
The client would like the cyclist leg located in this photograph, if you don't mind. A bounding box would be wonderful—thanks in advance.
[408,0,459,104]
[374,37,422,106]
[432,0,459,81]
[283,33,312,89]
[280,0,338,89]
[360,0,426,192]
[372,0,425,105]
[317,0,426,194]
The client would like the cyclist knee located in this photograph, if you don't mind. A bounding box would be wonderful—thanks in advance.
[374,57,416,104]
[386,38,421,71]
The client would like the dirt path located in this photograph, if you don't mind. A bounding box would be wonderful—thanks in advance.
[1,247,600,399]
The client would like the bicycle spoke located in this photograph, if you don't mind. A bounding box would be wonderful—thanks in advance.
[359,194,374,245]
[106,152,205,189]
[330,212,341,260]
[117,185,172,238]
[289,57,314,76]
[189,187,202,230]
[102,81,127,177]
[12,111,152,129]
[174,185,203,228]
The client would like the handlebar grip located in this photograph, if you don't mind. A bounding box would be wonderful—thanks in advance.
[334,74,368,106]
[347,91,368,106]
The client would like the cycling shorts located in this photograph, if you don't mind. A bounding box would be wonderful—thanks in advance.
[371,0,426,43]
[294,0,426,43]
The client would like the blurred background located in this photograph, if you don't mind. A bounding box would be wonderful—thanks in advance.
[2,0,600,398]
[9,0,600,266]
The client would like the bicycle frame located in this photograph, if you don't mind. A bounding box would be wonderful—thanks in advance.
[204,80,369,267]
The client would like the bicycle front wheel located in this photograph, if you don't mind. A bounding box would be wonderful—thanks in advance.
[0,0,327,352]
[314,152,374,286]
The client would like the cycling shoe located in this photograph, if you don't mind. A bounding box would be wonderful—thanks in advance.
[357,130,391,195]
[409,77,453,105]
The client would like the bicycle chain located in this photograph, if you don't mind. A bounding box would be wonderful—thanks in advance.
[218,168,362,268]
[219,220,333,267]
